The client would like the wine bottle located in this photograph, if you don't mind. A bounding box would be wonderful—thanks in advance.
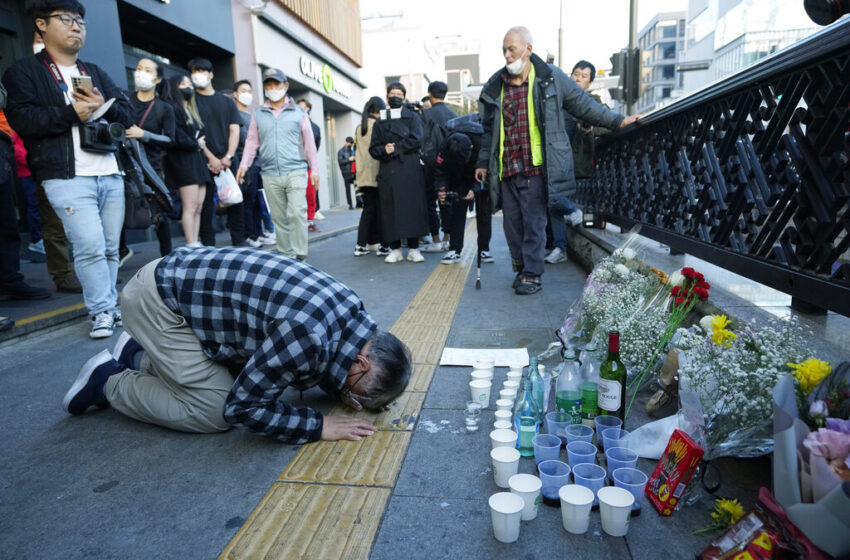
[598,330,627,421]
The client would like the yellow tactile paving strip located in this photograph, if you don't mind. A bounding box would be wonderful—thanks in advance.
[219,223,476,560]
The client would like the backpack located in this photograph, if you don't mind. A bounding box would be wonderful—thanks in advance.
[421,114,449,167]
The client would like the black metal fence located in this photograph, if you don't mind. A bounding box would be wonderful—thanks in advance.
[576,19,850,316]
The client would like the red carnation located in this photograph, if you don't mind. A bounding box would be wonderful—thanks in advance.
[681,267,695,278]
[692,286,709,300]
[695,272,705,281]
[696,281,711,290]
[671,286,681,296]
[675,296,686,306]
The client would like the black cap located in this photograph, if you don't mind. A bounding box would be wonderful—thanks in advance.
[262,67,287,84]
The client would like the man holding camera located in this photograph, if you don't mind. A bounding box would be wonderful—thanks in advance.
[3,0,134,339]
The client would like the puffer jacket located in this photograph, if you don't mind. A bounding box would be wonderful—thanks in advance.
[354,117,380,188]
[476,53,624,207]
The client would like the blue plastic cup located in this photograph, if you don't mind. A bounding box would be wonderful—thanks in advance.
[595,416,623,447]
[545,412,573,446]
[601,428,630,453]
[533,433,561,465]
[538,460,571,505]
[605,446,638,479]
[566,440,597,468]
[565,424,594,445]
[612,467,648,515]
[572,463,606,507]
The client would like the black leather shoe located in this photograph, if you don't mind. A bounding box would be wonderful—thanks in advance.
[515,278,542,295]
[0,316,13,331]
[512,272,523,290]
[0,279,51,300]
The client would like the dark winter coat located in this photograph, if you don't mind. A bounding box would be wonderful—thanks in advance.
[369,107,429,241]
[2,51,134,184]
[337,145,355,181]
[476,53,624,207]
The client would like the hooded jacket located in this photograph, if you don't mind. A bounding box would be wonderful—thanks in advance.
[476,53,624,207]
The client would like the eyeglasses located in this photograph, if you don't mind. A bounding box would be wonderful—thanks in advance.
[340,368,379,411]
[45,14,88,29]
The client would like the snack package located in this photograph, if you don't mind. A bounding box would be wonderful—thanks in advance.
[646,429,705,515]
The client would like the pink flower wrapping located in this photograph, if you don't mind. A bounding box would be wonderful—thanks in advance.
[803,428,850,461]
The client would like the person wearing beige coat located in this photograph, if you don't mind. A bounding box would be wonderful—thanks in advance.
[353,96,387,256]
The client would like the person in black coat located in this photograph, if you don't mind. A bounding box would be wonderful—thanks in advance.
[337,137,356,209]
[369,82,428,263]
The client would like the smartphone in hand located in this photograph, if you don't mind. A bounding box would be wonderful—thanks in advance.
[71,75,92,94]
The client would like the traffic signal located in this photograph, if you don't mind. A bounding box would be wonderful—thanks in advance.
[609,48,642,105]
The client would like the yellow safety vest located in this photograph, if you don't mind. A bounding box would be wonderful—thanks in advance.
[498,63,543,180]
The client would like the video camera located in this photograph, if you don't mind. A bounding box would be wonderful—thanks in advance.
[79,120,126,154]
[804,0,849,24]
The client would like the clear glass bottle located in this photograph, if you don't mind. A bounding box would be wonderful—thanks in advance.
[513,378,541,457]
[530,358,545,416]
[555,347,582,424]
[579,341,601,428]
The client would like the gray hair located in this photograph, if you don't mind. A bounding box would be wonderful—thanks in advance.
[363,330,412,410]
[506,26,533,48]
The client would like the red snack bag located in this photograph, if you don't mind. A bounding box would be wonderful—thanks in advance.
[645,429,705,516]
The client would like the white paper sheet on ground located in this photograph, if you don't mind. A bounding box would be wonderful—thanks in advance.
[628,414,682,460]
[439,347,529,367]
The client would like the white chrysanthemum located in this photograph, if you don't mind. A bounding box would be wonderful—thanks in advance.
[669,270,685,287]
[699,315,714,333]
[621,248,636,261]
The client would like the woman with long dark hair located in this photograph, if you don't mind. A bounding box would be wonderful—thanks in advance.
[158,74,209,246]
[353,96,387,256]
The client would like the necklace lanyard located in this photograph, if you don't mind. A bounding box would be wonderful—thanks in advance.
[41,53,89,102]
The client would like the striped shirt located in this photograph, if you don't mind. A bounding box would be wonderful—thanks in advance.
[155,247,377,444]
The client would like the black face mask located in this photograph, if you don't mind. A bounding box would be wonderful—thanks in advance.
[179,87,193,100]
[387,96,404,109]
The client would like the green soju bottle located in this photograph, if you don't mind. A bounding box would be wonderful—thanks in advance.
[579,341,600,428]
[555,348,582,423]
[513,378,540,457]
[598,330,627,421]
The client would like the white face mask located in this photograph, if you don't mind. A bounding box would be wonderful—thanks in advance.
[191,72,210,89]
[236,92,253,106]
[33,43,45,54]
[506,55,526,76]
[134,71,156,92]
[265,87,286,102]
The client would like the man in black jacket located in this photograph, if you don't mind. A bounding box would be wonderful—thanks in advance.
[421,81,457,253]
[3,0,134,339]
[337,136,356,209]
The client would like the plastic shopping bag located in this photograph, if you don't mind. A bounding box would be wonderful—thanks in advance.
[214,169,243,207]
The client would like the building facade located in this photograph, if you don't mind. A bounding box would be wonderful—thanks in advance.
[0,0,366,212]
[635,12,687,114]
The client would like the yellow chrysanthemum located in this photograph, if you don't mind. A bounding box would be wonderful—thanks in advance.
[710,498,744,526]
[650,267,669,284]
[787,358,833,394]
[709,315,738,347]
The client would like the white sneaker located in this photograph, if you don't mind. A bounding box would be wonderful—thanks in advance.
[567,209,583,226]
[440,241,450,251]
[545,247,567,264]
[441,250,461,264]
[376,246,390,256]
[246,238,263,248]
[354,245,370,256]
[384,249,404,263]
[479,250,495,263]
[314,211,326,220]
[407,248,424,262]
[420,242,442,253]
[257,235,276,245]
[28,239,45,254]
[90,312,115,339]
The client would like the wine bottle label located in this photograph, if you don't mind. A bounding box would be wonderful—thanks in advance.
[597,378,622,412]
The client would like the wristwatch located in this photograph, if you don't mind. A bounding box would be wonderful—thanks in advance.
[224,153,234,160]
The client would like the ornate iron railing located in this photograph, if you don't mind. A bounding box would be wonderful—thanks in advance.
[576,19,850,316]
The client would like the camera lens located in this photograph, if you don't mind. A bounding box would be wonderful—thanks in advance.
[106,122,126,142]
[804,0,850,25]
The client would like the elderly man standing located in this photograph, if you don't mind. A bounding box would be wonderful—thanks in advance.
[236,68,318,260]
[61,246,412,444]
[475,27,638,295]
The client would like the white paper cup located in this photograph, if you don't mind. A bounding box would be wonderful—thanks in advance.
[473,358,496,373]
[470,379,492,407]
[496,399,514,412]
[490,428,518,450]
[503,379,520,392]
[494,409,512,424]
[493,420,513,430]
[499,388,517,401]
[491,447,521,488]
[559,484,595,534]
[471,370,491,383]
[508,473,542,521]
[489,492,524,543]
[507,362,525,374]
[506,370,523,383]
[598,486,635,537]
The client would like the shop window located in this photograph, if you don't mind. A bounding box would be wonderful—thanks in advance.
[661,65,675,79]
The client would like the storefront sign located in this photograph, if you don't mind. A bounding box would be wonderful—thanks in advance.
[299,56,351,98]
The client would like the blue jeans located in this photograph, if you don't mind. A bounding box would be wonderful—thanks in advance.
[43,174,123,317]
[20,176,42,242]
[548,196,578,252]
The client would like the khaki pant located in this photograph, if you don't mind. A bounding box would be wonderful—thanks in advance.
[104,260,234,433]
[262,170,308,258]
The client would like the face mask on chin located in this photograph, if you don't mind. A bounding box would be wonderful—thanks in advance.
[191,73,210,89]
[506,55,526,76]
[236,92,253,106]
[179,87,194,101]
[134,71,156,92]
[265,88,286,102]
[387,96,404,109]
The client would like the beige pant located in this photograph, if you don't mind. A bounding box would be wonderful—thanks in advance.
[104,260,234,433]
[262,170,308,258]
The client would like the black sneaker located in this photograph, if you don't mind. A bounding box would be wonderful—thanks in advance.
[112,331,143,370]
[441,251,461,264]
[376,246,390,257]
[479,251,495,263]
[354,245,370,256]
[515,277,542,295]
[62,350,123,415]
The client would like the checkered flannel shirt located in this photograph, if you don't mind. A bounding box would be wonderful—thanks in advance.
[501,71,543,179]
[155,247,377,444]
